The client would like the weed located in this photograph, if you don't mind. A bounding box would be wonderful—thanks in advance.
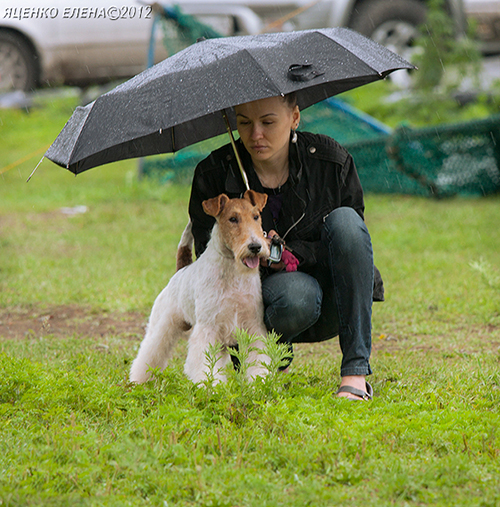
[470,258,500,290]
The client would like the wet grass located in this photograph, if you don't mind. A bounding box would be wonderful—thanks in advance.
[1,92,500,506]
[1,329,499,506]
[0,168,190,312]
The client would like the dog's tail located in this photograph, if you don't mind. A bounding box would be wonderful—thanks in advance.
[176,219,194,271]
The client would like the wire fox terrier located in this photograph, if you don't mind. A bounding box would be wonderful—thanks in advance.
[129,190,271,384]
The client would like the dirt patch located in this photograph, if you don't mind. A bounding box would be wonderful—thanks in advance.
[0,305,147,341]
[1,305,498,357]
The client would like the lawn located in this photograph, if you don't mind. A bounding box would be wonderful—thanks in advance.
[0,90,499,506]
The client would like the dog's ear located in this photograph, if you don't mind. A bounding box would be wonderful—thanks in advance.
[244,190,268,212]
[202,194,230,217]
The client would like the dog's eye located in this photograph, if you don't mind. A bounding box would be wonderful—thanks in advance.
[229,216,239,223]
[253,215,259,221]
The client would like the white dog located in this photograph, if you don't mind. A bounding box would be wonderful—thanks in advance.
[130,190,271,384]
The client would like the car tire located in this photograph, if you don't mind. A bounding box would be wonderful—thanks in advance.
[349,0,427,56]
[0,30,39,92]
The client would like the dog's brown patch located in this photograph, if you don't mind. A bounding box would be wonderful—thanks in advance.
[176,245,193,271]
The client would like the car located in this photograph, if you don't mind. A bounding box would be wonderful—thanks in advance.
[0,0,468,92]
[0,1,170,92]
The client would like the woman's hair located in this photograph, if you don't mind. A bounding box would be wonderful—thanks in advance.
[282,92,298,110]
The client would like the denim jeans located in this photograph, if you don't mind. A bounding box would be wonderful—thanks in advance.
[261,207,374,377]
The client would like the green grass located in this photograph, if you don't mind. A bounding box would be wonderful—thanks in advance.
[1,334,499,506]
[0,165,190,312]
[1,92,500,506]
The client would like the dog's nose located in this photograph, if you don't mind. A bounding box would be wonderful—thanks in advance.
[248,243,262,255]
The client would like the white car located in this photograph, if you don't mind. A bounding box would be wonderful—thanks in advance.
[0,1,167,91]
[0,0,470,92]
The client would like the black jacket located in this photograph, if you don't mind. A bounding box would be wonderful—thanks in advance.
[189,131,384,301]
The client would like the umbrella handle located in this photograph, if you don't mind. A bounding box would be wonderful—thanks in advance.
[222,110,250,191]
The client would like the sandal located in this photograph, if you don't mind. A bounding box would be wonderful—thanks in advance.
[336,381,373,401]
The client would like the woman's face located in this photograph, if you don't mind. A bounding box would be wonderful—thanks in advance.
[234,96,300,165]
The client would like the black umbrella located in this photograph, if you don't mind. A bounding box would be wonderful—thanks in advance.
[45,27,414,177]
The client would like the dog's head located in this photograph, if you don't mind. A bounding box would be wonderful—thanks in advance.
[202,190,269,270]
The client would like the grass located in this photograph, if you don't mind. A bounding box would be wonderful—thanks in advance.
[1,90,500,506]
[1,332,499,506]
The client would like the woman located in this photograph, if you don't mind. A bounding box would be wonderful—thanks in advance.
[188,93,384,400]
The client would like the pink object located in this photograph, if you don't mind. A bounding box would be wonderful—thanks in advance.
[281,249,299,272]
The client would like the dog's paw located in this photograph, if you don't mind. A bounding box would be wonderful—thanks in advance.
[246,365,269,381]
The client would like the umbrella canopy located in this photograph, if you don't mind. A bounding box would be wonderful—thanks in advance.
[46,27,414,174]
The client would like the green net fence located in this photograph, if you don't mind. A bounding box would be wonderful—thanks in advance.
[156,4,223,57]
[299,97,391,144]
[141,8,500,197]
[347,114,500,197]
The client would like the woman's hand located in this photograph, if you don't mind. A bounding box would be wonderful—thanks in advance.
[261,230,285,269]
[261,230,299,272]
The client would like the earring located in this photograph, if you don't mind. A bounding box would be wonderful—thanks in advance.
[291,129,298,144]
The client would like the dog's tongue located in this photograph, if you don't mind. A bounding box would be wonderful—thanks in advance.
[243,256,259,269]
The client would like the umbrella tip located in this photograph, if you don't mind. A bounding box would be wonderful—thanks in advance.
[26,156,44,183]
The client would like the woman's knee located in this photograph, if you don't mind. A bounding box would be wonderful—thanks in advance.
[322,207,371,254]
[262,272,322,339]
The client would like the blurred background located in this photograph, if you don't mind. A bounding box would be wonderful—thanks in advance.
[1,0,499,197]
[1,0,499,94]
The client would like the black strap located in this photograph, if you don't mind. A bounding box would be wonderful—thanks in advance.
[336,383,373,400]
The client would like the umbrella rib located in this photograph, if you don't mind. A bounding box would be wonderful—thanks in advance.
[241,48,284,97]
[316,31,383,76]
[66,103,97,171]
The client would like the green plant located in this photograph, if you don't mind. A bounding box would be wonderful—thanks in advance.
[470,258,500,290]
[412,0,482,92]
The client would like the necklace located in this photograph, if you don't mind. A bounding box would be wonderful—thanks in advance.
[256,165,289,193]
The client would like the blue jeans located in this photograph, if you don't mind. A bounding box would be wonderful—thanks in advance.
[261,207,374,377]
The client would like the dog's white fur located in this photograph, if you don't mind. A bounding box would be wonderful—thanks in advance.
[129,190,271,384]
